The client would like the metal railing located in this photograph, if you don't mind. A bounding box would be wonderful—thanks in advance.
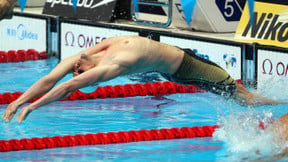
[131,0,172,27]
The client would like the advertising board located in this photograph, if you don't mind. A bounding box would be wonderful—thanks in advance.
[0,14,47,52]
[43,0,117,22]
[257,48,288,89]
[60,22,138,59]
[235,2,288,48]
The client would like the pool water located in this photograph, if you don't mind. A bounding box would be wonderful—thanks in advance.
[0,58,288,161]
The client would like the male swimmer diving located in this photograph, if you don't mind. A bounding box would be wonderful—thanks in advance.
[2,36,285,123]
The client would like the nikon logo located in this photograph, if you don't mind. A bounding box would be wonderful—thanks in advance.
[242,12,288,42]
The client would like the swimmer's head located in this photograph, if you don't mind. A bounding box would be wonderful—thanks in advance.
[72,53,96,77]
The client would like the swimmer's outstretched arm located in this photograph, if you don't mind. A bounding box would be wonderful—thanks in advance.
[3,40,112,122]
[2,54,81,122]
[16,64,126,123]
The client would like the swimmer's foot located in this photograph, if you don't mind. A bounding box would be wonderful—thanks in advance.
[234,83,287,106]
[249,96,287,106]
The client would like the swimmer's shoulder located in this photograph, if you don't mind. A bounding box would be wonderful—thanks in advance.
[100,36,137,46]
[105,35,140,41]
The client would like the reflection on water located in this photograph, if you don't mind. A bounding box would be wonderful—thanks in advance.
[0,58,58,93]
[1,59,288,161]
[0,138,222,162]
[0,93,217,140]
[127,71,164,83]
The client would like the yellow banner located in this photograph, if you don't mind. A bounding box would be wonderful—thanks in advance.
[234,2,288,48]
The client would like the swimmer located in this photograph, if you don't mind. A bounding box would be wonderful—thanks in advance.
[2,35,285,123]
[252,113,288,161]
[0,0,15,20]
[273,113,288,142]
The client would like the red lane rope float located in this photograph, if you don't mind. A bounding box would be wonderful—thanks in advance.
[0,125,219,152]
[0,49,47,63]
[0,81,206,104]
[0,80,243,104]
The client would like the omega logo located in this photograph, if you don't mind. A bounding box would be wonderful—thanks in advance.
[65,31,106,48]
[262,59,288,76]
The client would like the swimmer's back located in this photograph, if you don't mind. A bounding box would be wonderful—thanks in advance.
[102,36,184,74]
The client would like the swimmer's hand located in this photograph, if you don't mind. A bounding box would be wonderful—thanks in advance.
[16,105,34,123]
[3,102,34,123]
[2,102,19,122]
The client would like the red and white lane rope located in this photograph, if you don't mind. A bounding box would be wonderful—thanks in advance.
[0,49,47,63]
[0,81,206,104]
[0,125,219,152]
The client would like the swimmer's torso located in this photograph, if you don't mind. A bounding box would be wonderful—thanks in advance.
[89,36,184,75]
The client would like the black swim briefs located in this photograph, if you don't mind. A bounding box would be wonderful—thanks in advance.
[161,48,236,97]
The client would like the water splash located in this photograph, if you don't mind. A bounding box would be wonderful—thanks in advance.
[213,110,287,159]
[257,77,288,101]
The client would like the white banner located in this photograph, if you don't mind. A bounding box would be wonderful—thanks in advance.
[0,15,47,52]
[160,36,242,80]
[257,49,288,89]
[60,23,138,60]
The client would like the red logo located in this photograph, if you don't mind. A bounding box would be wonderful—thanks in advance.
[262,59,288,76]
[65,31,106,48]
